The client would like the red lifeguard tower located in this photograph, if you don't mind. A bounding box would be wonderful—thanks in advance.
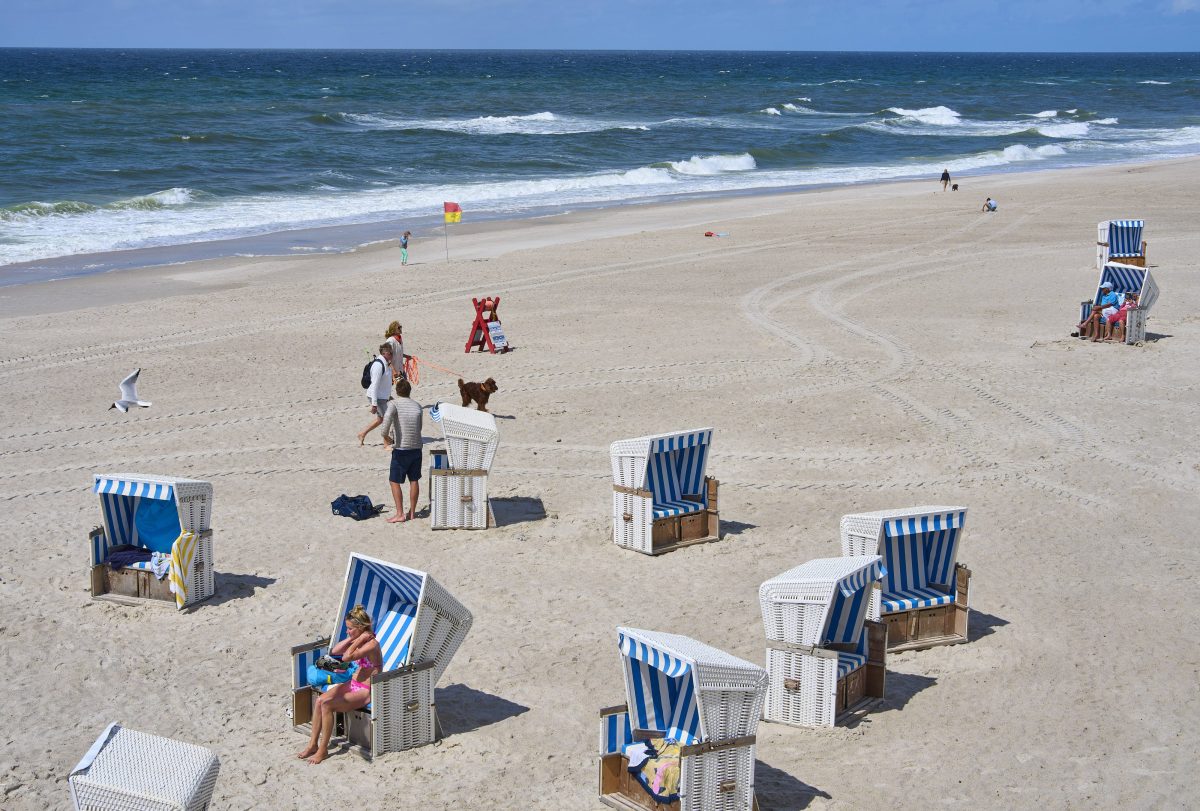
[464,296,509,353]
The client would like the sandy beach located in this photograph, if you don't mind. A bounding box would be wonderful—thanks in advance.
[1,158,1198,809]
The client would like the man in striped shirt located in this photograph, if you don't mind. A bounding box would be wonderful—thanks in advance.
[381,379,424,523]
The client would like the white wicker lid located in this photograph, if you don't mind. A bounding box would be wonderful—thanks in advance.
[760,555,883,595]
[618,626,763,676]
[609,428,713,458]
[94,473,211,487]
[70,724,217,805]
[842,505,965,521]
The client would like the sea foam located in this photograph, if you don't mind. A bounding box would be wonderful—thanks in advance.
[885,106,962,126]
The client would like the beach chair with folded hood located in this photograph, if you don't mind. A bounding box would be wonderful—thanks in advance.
[841,506,971,652]
[290,553,473,759]
[760,555,887,727]
[428,402,499,529]
[69,722,220,811]
[1079,262,1160,345]
[599,627,768,811]
[1096,219,1147,268]
[610,429,720,555]
[88,473,214,609]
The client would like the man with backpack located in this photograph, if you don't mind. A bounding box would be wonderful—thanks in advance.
[357,343,394,447]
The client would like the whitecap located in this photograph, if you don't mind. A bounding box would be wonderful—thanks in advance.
[668,153,756,175]
[1139,80,1170,85]
[763,107,782,116]
[885,106,962,126]
[1094,118,1118,125]
[1037,122,1089,138]
[1028,110,1058,118]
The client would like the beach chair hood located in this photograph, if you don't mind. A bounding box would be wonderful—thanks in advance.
[1096,262,1159,314]
[610,428,713,499]
[430,402,499,471]
[331,553,471,684]
[617,627,767,745]
[759,555,885,647]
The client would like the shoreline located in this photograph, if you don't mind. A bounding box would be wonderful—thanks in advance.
[4,153,1198,296]
[3,154,1196,318]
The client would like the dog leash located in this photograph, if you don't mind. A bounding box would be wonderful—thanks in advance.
[412,356,468,381]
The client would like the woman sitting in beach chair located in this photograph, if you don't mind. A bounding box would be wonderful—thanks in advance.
[297,605,382,765]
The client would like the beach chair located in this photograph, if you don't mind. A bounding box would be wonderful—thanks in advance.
[610,429,720,555]
[1079,262,1161,345]
[429,402,498,529]
[1096,219,1147,268]
[599,628,768,811]
[88,473,214,609]
[290,553,473,759]
[841,507,970,652]
[760,556,887,727]
[69,723,220,811]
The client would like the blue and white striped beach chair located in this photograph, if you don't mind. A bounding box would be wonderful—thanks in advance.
[760,556,887,727]
[610,429,720,555]
[1079,262,1160,345]
[1096,219,1147,269]
[599,628,767,811]
[290,553,473,758]
[429,402,498,529]
[88,473,214,609]
[841,507,971,652]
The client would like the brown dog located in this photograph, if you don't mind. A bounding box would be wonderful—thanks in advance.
[458,377,498,412]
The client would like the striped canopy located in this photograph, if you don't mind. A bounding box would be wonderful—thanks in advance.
[612,428,713,505]
[331,554,426,672]
[619,631,702,745]
[881,509,966,592]
[1095,263,1159,314]
[760,556,885,647]
[1106,220,1145,258]
[92,474,182,554]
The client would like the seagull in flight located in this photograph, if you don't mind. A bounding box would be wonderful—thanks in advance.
[111,368,152,412]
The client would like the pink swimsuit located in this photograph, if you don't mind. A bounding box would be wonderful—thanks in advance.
[348,657,373,693]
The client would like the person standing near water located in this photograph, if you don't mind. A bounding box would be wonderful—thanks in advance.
[940,169,951,191]
[400,231,411,265]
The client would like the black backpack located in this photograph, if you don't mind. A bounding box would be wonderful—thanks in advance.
[360,357,382,389]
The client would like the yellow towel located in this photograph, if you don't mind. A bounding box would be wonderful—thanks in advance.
[169,530,198,609]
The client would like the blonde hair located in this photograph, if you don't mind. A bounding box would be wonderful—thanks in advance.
[346,604,373,632]
[385,321,402,338]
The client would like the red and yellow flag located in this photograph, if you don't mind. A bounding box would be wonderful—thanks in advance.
[443,201,462,224]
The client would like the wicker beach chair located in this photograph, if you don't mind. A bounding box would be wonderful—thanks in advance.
[428,402,498,529]
[1096,219,1147,268]
[610,429,720,555]
[88,473,214,609]
[1079,262,1161,345]
[69,723,219,811]
[760,556,887,727]
[289,553,473,759]
[598,627,767,811]
[841,506,970,652]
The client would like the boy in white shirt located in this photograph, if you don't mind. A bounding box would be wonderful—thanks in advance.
[357,343,394,446]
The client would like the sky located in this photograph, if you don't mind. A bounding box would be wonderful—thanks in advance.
[3,0,1199,51]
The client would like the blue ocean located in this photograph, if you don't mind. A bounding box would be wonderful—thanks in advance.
[1,49,1198,282]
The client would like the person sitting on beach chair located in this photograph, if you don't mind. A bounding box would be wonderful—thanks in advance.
[1102,292,1138,343]
[1076,281,1119,340]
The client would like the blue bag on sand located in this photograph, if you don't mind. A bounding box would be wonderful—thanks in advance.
[331,494,381,521]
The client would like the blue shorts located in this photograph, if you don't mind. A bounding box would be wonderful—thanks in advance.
[389,448,422,483]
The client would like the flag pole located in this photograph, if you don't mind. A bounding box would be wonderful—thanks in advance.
[444,221,450,263]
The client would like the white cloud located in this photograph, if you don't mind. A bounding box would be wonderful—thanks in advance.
[1169,0,1197,11]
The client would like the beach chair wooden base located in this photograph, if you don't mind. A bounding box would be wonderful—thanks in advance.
[764,621,886,727]
[616,478,722,555]
[599,751,760,811]
[883,566,971,652]
[88,528,214,609]
[430,468,493,530]
[648,508,721,555]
